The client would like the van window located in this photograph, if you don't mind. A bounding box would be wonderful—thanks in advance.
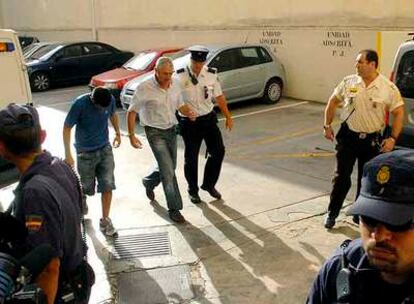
[396,50,414,99]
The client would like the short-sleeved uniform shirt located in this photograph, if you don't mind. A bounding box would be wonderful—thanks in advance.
[128,75,184,130]
[174,65,223,117]
[12,152,84,272]
[332,73,404,133]
[64,93,116,152]
[307,239,414,304]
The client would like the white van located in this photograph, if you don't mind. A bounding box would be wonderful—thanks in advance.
[390,34,414,148]
[0,29,32,186]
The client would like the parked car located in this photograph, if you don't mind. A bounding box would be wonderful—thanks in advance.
[18,35,39,49]
[26,41,134,91]
[390,34,414,148]
[121,44,285,109]
[89,47,182,104]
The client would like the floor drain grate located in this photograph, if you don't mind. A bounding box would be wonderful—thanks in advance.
[112,231,171,260]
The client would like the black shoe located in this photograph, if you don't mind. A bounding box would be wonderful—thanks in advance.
[324,215,336,229]
[201,185,222,199]
[189,192,201,204]
[169,211,185,223]
[144,185,155,201]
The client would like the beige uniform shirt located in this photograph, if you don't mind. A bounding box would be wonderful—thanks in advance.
[333,74,404,133]
[174,65,223,117]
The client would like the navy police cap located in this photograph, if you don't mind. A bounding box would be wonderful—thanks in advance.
[347,150,414,226]
[0,103,40,135]
[188,45,209,62]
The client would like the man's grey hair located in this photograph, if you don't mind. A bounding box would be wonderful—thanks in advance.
[155,56,173,70]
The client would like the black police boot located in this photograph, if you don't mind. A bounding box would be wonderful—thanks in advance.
[324,215,336,229]
[188,191,201,204]
[143,182,155,201]
[201,185,222,200]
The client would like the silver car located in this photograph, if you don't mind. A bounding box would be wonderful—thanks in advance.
[121,44,286,108]
[390,36,414,148]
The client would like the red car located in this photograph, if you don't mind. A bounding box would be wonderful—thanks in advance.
[89,47,182,105]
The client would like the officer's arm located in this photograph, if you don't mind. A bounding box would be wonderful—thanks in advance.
[323,95,341,141]
[35,257,60,304]
[215,95,233,130]
[390,105,404,141]
[324,95,341,127]
[62,125,74,167]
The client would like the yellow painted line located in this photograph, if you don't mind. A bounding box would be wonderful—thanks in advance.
[230,151,334,160]
[376,31,382,72]
[230,120,340,149]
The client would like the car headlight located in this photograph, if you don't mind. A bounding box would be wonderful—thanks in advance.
[103,82,118,89]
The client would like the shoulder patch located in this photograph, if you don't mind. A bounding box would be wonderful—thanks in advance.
[207,67,217,74]
[26,214,43,232]
[176,68,185,74]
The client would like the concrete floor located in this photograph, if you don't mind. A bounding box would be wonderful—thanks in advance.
[0,87,361,303]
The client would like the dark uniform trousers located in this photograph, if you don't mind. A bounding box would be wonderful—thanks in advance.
[327,123,380,218]
[179,111,225,194]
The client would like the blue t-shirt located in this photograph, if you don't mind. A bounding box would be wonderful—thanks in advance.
[64,93,115,152]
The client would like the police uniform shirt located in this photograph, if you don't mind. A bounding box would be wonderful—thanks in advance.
[128,75,184,129]
[12,152,84,272]
[175,65,223,117]
[333,73,404,133]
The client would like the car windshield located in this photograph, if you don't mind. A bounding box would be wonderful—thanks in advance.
[24,44,49,59]
[123,52,158,71]
[23,43,39,54]
[29,44,61,60]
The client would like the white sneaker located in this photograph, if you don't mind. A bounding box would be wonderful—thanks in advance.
[99,217,117,237]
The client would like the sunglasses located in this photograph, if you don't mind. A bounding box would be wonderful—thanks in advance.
[360,216,414,233]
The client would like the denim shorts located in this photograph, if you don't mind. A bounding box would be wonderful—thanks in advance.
[77,144,115,195]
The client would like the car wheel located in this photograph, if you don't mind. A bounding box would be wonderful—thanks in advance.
[30,72,50,91]
[263,78,282,104]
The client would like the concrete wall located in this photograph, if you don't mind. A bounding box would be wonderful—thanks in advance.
[1,0,413,102]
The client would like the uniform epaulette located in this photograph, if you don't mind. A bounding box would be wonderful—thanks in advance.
[207,67,217,74]
[176,68,185,74]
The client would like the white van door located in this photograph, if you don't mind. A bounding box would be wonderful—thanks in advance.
[0,29,32,107]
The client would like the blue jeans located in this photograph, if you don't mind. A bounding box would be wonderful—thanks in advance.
[143,126,183,211]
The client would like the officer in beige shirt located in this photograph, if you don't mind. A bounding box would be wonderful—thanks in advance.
[323,49,404,229]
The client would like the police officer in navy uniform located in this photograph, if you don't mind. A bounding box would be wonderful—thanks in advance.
[175,45,233,203]
[0,104,91,303]
[307,150,414,304]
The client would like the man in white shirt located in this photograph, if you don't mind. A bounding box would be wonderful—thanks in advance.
[127,57,196,223]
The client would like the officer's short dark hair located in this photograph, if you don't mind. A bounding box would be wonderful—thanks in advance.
[0,104,41,156]
[360,49,378,68]
[91,87,112,108]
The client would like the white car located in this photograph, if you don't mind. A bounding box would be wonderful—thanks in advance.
[390,35,414,148]
[121,44,286,109]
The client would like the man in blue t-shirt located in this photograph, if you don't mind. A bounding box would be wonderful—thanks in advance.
[63,87,121,237]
